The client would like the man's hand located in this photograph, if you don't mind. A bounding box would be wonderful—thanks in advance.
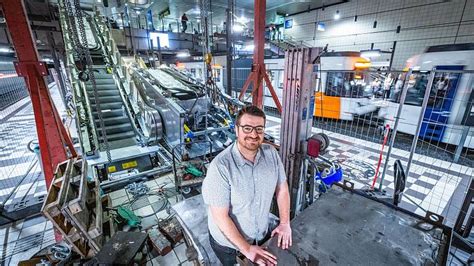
[241,245,277,265]
[271,223,292,250]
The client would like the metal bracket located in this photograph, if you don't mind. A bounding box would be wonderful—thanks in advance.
[342,179,355,190]
[14,61,49,77]
[425,211,444,227]
[251,63,259,72]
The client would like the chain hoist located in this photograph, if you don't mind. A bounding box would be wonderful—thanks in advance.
[65,0,112,163]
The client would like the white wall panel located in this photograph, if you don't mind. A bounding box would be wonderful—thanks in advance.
[283,0,474,69]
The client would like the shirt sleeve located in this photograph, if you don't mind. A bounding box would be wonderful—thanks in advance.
[273,147,287,185]
[202,159,231,207]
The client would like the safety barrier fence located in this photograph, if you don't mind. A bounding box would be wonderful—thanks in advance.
[236,67,473,231]
[0,63,64,218]
[314,69,472,229]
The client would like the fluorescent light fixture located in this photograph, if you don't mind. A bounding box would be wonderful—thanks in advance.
[233,24,244,32]
[177,50,191,58]
[317,22,325,31]
[236,16,249,24]
[360,49,381,58]
[354,62,372,69]
[243,44,254,51]
[0,47,12,53]
[128,0,148,4]
[334,10,340,20]
[149,32,170,48]
[370,61,390,67]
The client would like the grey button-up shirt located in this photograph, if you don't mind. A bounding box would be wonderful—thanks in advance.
[202,143,286,249]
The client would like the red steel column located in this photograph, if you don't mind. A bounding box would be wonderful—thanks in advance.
[0,0,75,189]
[251,0,266,108]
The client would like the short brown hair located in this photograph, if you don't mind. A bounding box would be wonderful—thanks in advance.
[236,105,266,125]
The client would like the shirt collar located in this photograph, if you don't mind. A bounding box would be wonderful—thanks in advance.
[232,142,264,167]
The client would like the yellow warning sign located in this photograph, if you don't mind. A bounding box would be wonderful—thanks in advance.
[108,165,117,173]
[122,161,138,169]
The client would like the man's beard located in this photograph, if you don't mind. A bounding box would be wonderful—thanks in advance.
[239,136,262,151]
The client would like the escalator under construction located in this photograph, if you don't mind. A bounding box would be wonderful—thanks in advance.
[59,1,172,190]
[58,1,235,190]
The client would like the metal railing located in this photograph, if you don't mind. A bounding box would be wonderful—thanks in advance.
[310,68,473,229]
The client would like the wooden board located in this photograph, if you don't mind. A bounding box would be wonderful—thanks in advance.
[93,231,148,265]
[148,228,172,256]
[159,217,183,244]
[41,157,115,258]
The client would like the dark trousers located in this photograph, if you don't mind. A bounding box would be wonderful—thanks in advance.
[181,21,187,33]
[209,234,238,266]
[209,232,270,265]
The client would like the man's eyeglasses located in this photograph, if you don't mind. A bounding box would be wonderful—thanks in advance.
[237,125,265,134]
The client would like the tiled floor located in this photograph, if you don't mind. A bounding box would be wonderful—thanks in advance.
[1,87,471,264]
[265,115,472,227]
[0,173,193,264]
[0,84,69,211]
[107,173,197,265]
[0,215,55,265]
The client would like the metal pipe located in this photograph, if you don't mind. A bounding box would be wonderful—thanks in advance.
[388,41,396,71]
[378,69,412,190]
[48,32,68,108]
[1,159,38,206]
[454,126,469,162]
[100,165,173,190]
[156,36,162,66]
[225,3,232,96]
[191,126,231,137]
[404,69,436,180]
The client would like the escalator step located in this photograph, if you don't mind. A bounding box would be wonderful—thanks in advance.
[86,84,117,91]
[97,123,134,135]
[98,131,136,142]
[87,90,120,97]
[89,95,122,103]
[93,78,116,85]
[95,116,130,126]
[92,109,124,118]
[90,102,123,110]
[92,73,113,79]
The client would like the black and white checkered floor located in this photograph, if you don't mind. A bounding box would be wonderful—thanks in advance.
[0,91,471,264]
[0,97,47,211]
[0,83,69,212]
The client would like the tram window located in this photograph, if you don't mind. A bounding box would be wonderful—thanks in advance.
[325,72,366,98]
[403,71,462,107]
[404,73,428,106]
[428,72,461,110]
[266,70,284,90]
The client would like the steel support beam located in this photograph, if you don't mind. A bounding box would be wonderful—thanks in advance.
[279,48,319,218]
[0,0,76,189]
[238,0,282,112]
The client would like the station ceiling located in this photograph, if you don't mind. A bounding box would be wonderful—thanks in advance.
[77,0,345,26]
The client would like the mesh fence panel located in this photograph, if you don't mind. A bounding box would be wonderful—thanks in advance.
[0,61,50,210]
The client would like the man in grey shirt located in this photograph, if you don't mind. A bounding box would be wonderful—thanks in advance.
[202,106,292,265]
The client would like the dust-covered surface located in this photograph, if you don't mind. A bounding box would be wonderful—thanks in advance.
[172,195,220,265]
[264,186,450,265]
